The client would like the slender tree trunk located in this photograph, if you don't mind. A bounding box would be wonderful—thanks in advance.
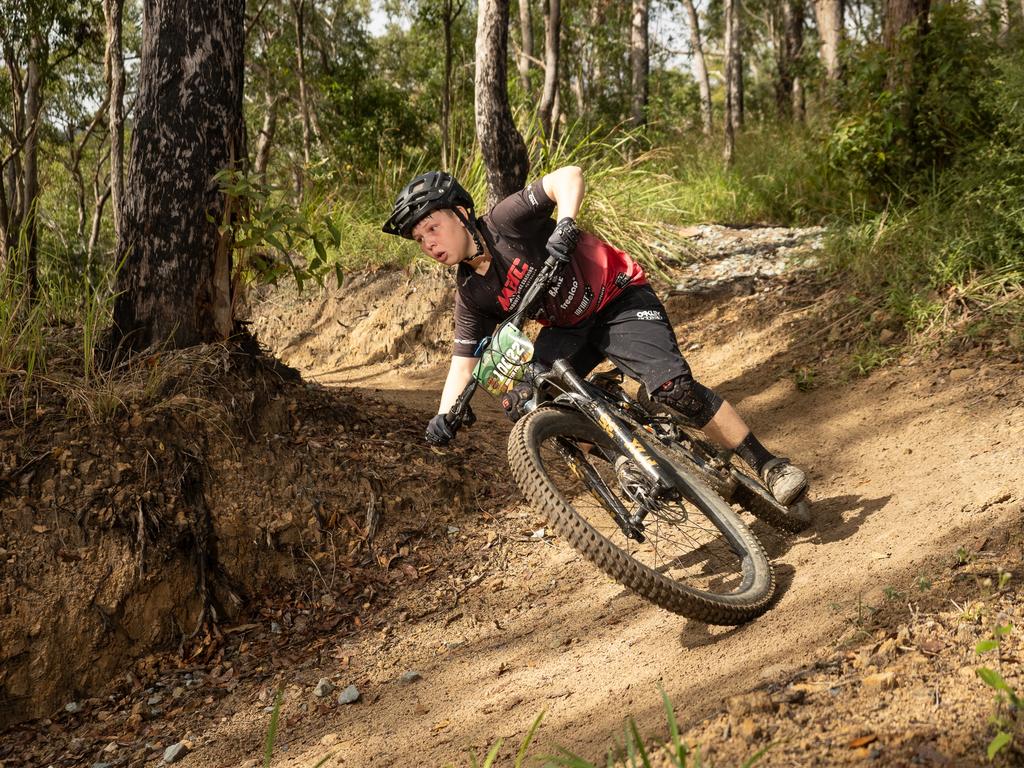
[292,0,313,166]
[22,38,45,299]
[813,0,843,81]
[788,0,805,121]
[538,0,561,141]
[108,0,246,354]
[517,0,533,93]
[103,0,126,247]
[723,0,737,165]
[629,0,649,130]
[774,0,803,120]
[441,1,466,171]
[475,0,529,207]
[253,89,278,182]
[726,0,743,132]
[682,0,712,136]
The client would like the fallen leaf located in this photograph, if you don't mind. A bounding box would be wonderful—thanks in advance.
[32,524,49,534]
[848,734,877,748]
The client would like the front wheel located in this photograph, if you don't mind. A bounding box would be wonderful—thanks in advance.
[507,407,775,624]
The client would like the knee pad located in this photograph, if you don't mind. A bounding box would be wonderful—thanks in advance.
[651,376,723,427]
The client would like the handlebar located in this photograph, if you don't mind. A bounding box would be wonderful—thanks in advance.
[445,254,565,427]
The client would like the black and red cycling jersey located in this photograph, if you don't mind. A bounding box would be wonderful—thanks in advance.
[452,179,647,357]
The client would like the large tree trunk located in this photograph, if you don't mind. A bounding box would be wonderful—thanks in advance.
[629,0,649,130]
[108,0,246,354]
[681,0,712,136]
[883,0,930,135]
[538,0,561,141]
[517,0,533,93]
[103,0,126,248]
[813,0,843,81]
[475,0,529,208]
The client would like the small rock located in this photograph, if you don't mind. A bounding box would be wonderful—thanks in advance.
[270,621,282,634]
[737,717,760,742]
[321,733,340,747]
[948,367,972,382]
[148,693,163,706]
[64,701,82,714]
[878,329,896,345]
[337,685,360,705]
[313,678,335,698]
[91,763,113,768]
[163,741,191,763]
[726,691,774,718]
[398,671,422,685]
[862,671,897,691]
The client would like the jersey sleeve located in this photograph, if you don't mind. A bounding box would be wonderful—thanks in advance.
[486,179,556,239]
[453,291,498,358]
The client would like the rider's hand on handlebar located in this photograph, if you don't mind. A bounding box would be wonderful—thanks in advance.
[546,217,580,264]
[426,403,475,446]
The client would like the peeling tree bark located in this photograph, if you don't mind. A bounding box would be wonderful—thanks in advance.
[475,0,529,208]
[108,0,246,354]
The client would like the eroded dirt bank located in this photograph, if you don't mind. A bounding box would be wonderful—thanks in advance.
[3,226,1022,767]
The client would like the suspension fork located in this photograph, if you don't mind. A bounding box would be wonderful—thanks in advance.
[550,360,681,504]
[554,438,646,542]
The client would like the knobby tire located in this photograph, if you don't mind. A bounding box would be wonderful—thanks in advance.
[508,407,775,624]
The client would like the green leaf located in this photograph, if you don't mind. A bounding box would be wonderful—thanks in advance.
[263,687,283,767]
[334,263,345,288]
[313,237,329,265]
[977,667,1013,694]
[994,623,1013,636]
[627,718,651,768]
[976,639,1001,655]
[265,233,288,254]
[325,217,342,247]
[659,685,688,766]
[514,711,545,768]
[987,730,1011,760]
[480,737,504,768]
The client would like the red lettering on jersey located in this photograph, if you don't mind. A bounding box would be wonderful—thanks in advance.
[498,259,530,311]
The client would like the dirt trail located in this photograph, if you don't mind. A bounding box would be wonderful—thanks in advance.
[8,228,1020,767]
[178,229,1023,767]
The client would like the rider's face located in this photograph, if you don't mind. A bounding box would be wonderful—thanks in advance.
[411,209,473,266]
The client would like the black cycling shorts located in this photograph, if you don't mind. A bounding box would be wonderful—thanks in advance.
[533,283,692,394]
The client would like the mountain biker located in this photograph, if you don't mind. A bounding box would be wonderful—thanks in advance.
[381,166,809,506]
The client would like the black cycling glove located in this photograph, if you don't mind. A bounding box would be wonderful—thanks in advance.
[425,404,475,446]
[546,217,580,263]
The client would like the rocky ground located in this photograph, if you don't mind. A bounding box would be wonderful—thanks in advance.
[1,225,1022,767]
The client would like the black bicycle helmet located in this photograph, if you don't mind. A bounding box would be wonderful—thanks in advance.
[382,170,475,238]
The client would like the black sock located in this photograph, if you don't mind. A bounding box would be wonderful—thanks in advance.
[734,432,775,474]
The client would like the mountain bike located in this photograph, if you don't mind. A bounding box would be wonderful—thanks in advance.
[445,255,809,624]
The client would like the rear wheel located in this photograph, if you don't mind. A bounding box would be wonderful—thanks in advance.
[507,407,775,624]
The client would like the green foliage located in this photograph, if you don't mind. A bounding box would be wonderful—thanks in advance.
[826,3,994,198]
[974,622,1020,762]
[215,169,344,292]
